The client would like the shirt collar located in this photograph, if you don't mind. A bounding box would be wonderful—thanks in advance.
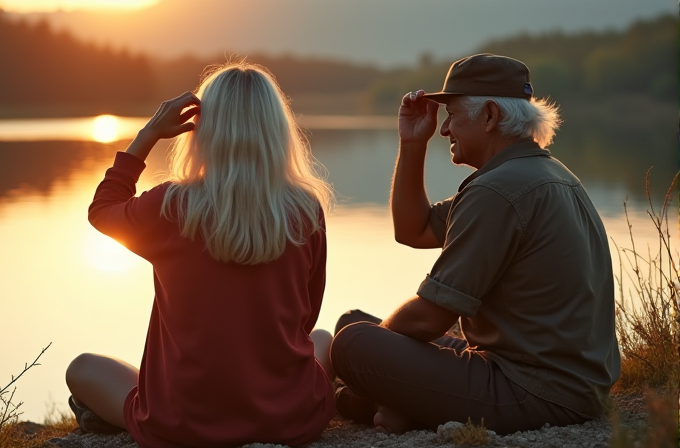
[458,139,550,192]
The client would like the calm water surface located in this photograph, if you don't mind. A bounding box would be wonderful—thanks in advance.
[0,115,676,422]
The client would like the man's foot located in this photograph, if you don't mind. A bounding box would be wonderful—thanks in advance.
[335,383,377,426]
[373,405,420,434]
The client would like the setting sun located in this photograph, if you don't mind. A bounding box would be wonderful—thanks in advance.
[0,0,160,13]
[92,114,119,143]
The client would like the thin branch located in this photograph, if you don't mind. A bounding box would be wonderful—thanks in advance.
[0,342,52,395]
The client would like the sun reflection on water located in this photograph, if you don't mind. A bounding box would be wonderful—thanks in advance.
[84,228,137,272]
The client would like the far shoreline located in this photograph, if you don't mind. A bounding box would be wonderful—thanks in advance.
[0,94,675,125]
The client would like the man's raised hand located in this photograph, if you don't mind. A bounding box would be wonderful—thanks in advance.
[397,89,439,144]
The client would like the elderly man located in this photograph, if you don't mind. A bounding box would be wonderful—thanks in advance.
[330,54,621,435]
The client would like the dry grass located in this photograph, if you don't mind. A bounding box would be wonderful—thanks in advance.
[608,170,680,447]
[610,171,679,394]
[450,418,490,447]
[0,413,77,448]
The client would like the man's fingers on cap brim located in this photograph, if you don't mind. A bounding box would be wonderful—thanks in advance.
[421,92,455,104]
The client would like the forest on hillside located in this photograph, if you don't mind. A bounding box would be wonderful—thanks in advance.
[0,14,157,116]
[0,11,676,117]
[366,14,677,111]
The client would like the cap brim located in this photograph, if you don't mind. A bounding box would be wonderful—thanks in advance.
[421,92,459,104]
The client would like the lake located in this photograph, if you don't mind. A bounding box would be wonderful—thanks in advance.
[0,113,677,423]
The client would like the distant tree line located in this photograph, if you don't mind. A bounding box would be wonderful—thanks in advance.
[367,14,677,111]
[0,11,156,115]
[0,11,675,117]
[148,53,381,103]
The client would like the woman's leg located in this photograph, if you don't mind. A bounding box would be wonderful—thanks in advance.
[311,329,335,381]
[65,353,138,429]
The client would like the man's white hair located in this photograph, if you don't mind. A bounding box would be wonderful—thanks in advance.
[462,96,562,148]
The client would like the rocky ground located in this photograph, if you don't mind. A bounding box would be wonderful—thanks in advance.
[35,395,653,448]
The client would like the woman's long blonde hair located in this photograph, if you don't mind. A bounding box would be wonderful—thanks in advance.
[161,62,333,265]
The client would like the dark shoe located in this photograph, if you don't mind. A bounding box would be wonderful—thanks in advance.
[334,383,377,426]
[68,395,124,435]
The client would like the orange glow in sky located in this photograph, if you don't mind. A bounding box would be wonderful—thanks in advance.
[0,0,160,13]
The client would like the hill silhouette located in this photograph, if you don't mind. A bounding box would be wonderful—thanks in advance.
[0,11,675,117]
[365,14,676,112]
[0,12,156,117]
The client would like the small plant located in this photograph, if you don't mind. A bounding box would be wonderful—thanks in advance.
[450,417,490,447]
[0,343,78,447]
[0,343,52,432]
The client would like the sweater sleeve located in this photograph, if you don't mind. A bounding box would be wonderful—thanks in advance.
[88,151,168,259]
[304,209,327,334]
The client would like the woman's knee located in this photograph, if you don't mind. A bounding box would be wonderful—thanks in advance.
[66,353,97,386]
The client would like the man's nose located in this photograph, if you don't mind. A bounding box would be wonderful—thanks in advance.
[440,121,450,137]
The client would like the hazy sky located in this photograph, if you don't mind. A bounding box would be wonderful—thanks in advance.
[5,0,677,66]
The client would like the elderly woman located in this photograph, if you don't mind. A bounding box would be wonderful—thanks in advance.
[65,62,335,448]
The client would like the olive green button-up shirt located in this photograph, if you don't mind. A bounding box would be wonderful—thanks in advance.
[417,139,621,418]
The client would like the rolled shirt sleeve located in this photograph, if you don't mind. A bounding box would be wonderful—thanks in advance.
[428,197,454,246]
[417,185,523,317]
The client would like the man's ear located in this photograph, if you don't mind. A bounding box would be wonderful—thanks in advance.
[483,100,501,132]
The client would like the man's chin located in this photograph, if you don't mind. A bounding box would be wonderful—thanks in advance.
[451,154,473,169]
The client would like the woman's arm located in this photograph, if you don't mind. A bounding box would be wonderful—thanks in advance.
[87,92,201,249]
[126,92,200,162]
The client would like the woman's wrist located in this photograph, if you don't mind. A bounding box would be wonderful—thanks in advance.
[125,128,159,162]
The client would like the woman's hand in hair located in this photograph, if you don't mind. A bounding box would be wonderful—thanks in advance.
[143,92,201,140]
[126,92,201,162]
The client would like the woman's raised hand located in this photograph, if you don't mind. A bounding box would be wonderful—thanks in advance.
[126,92,201,161]
[142,92,201,141]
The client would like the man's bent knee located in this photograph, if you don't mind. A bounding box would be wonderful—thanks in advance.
[330,321,384,388]
[334,309,382,335]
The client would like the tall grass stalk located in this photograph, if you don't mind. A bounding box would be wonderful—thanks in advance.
[607,171,679,446]
[611,171,679,394]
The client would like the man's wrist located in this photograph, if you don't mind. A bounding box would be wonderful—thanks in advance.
[398,139,429,154]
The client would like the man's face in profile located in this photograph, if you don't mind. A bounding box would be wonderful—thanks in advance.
[440,97,487,169]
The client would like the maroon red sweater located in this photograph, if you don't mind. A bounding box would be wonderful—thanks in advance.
[89,152,334,448]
